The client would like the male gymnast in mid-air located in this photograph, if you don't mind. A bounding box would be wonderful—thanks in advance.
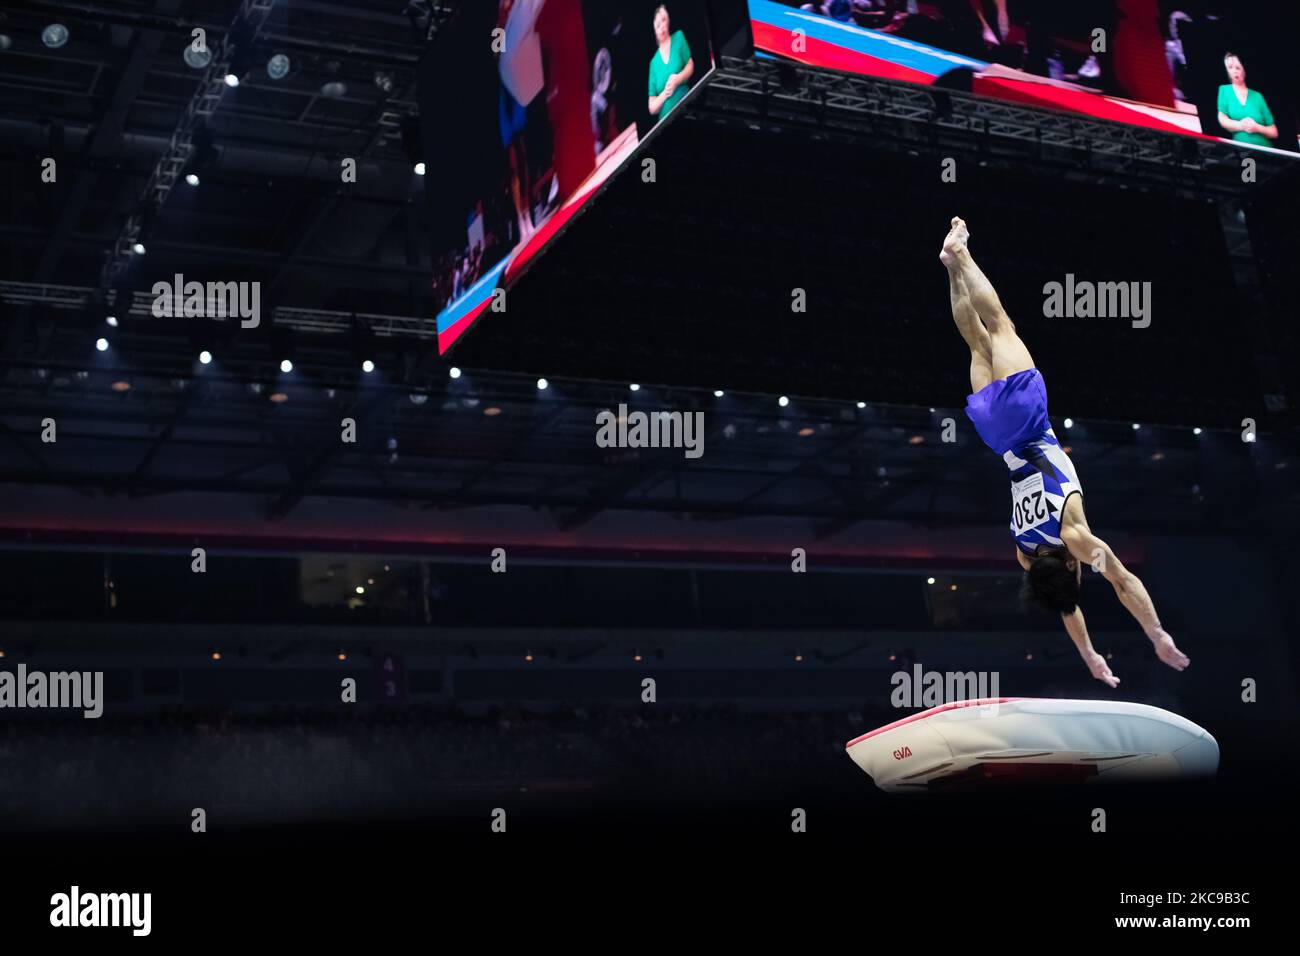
[939,217,1190,687]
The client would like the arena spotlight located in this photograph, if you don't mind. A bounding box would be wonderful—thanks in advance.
[1193,427,1203,436]
[183,44,211,69]
[95,337,109,352]
[714,390,724,398]
[1132,423,1141,431]
[106,316,118,328]
[629,383,640,392]
[280,359,293,374]
[42,23,69,48]
[1063,417,1074,429]
[414,162,426,176]
[856,401,866,409]
[449,366,461,379]
[131,241,146,255]
[199,350,213,365]
[778,395,789,407]
[362,360,375,374]
[224,72,240,87]
[537,377,548,390]
[185,173,200,186]
[927,577,936,585]
[266,53,290,80]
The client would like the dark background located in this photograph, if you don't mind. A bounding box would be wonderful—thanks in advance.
[0,0,1295,940]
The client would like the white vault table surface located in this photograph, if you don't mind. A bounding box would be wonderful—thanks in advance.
[845,697,1219,792]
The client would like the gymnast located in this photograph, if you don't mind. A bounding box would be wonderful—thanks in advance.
[940,217,1190,687]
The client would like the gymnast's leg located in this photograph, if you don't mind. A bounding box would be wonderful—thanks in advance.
[940,216,1035,382]
[945,256,994,394]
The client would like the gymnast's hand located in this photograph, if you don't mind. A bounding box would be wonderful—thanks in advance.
[1083,651,1120,688]
[1147,627,1190,671]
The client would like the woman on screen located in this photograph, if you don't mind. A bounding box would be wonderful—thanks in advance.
[1216,53,1277,147]
[647,5,695,121]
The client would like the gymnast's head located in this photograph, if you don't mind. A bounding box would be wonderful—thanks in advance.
[1021,551,1081,615]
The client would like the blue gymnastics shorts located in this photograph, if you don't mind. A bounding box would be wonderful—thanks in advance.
[965,368,1053,455]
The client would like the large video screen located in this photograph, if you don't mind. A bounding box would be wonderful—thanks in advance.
[420,1,715,353]
[749,1,1299,155]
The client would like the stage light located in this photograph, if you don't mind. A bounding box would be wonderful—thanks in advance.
[183,45,211,69]
[524,652,534,662]
[1063,417,1074,429]
[1132,423,1141,430]
[106,316,118,327]
[713,390,724,398]
[267,53,290,80]
[95,337,109,352]
[199,350,212,365]
[629,383,640,392]
[224,72,240,87]
[185,173,200,186]
[132,241,146,255]
[449,366,461,379]
[269,391,288,404]
[42,23,69,48]
[409,392,428,405]
[929,407,935,413]
[211,651,222,661]
[321,81,347,98]
[537,377,548,390]
[337,651,347,662]
[856,401,866,409]
[1193,427,1203,436]
[362,359,375,373]
[926,577,936,585]
[355,585,365,595]
[484,406,501,416]
[414,162,426,176]
[778,395,789,407]
[280,359,293,373]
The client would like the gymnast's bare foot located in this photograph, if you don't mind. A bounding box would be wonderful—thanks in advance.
[940,216,969,270]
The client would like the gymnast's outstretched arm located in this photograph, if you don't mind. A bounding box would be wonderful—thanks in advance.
[1062,605,1120,688]
[1061,523,1191,673]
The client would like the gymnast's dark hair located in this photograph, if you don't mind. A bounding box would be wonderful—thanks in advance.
[1020,552,1080,615]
